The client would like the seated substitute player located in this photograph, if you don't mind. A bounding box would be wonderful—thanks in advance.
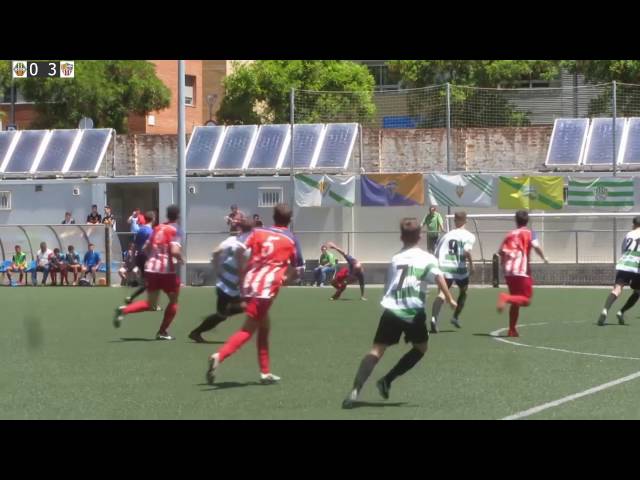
[342,218,457,409]
[81,243,102,285]
[430,211,475,332]
[48,248,67,286]
[327,242,366,301]
[119,242,138,286]
[598,216,640,326]
[496,210,548,337]
[188,219,253,343]
[6,245,28,285]
[206,204,304,385]
[113,205,183,340]
[64,245,82,285]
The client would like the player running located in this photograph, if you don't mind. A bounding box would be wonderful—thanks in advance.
[124,211,156,306]
[496,210,548,337]
[188,219,253,343]
[597,216,640,326]
[206,204,304,385]
[327,242,366,301]
[113,205,183,340]
[430,211,475,332]
[342,218,457,409]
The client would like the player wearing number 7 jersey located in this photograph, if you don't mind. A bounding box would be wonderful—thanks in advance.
[206,204,304,385]
[342,218,457,409]
[598,216,640,326]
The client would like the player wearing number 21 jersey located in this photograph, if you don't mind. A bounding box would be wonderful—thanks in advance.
[206,204,304,386]
[342,218,457,409]
[598,217,640,326]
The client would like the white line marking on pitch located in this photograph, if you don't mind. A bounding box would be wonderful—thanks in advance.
[490,322,640,419]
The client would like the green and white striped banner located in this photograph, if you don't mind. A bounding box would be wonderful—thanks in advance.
[567,177,634,209]
[294,174,355,208]
[427,174,495,207]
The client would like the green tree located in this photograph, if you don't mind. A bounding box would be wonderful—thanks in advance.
[0,60,171,133]
[387,60,562,127]
[217,61,376,125]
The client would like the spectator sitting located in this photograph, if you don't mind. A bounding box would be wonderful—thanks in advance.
[48,248,66,286]
[253,214,264,228]
[102,205,116,231]
[82,243,102,284]
[61,211,76,225]
[224,204,245,232]
[314,244,338,287]
[6,245,27,285]
[87,205,102,225]
[32,242,52,286]
[119,242,138,286]
[65,245,82,286]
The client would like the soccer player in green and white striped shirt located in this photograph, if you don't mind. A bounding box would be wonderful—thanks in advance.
[431,211,476,332]
[598,216,640,326]
[342,218,457,409]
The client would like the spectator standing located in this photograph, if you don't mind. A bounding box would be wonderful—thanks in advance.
[103,205,117,231]
[224,204,245,232]
[253,214,264,228]
[128,208,142,236]
[6,245,27,285]
[87,205,102,225]
[82,243,102,284]
[61,212,76,225]
[65,245,82,285]
[422,206,445,253]
[314,244,338,287]
[33,242,53,286]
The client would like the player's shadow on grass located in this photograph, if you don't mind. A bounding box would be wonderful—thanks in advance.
[349,401,408,409]
[472,333,498,337]
[110,337,158,342]
[199,381,263,391]
[187,340,224,345]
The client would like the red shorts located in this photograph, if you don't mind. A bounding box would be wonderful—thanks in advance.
[506,275,533,299]
[146,272,180,294]
[334,267,350,284]
[245,297,273,322]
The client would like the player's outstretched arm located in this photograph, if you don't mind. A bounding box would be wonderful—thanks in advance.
[533,245,549,264]
[327,242,347,258]
[435,274,458,309]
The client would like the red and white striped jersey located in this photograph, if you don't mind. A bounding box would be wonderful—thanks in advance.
[242,226,303,299]
[500,227,539,278]
[145,222,182,274]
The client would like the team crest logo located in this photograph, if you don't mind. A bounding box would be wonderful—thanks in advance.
[383,180,398,196]
[455,185,464,198]
[12,61,27,78]
[594,185,608,201]
[318,177,330,197]
[60,61,74,78]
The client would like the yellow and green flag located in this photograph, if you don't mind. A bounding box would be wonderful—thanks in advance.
[498,176,564,210]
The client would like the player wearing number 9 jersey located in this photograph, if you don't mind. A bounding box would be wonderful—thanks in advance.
[431,211,476,332]
[342,218,457,409]
[598,216,640,326]
[206,204,304,386]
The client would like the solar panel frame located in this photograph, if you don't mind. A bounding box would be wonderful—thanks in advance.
[619,117,640,165]
[582,117,626,166]
[245,124,291,171]
[279,123,326,171]
[1,130,49,174]
[31,129,82,175]
[312,123,358,170]
[544,118,589,167]
[0,130,20,173]
[63,128,112,175]
[186,126,226,171]
[212,125,258,171]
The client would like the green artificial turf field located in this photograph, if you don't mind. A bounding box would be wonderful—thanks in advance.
[3,285,640,419]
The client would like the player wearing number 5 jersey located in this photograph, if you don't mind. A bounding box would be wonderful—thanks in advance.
[431,211,475,332]
[206,204,304,386]
[342,218,456,409]
[598,217,640,326]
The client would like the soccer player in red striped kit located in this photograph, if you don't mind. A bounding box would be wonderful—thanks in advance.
[206,203,304,385]
[496,210,548,337]
[113,205,183,340]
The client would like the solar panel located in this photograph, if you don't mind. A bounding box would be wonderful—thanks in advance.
[0,131,19,169]
[2,130,48,173]
[32,129,81,174]
[619,118,640,165]
[186,126,225,171]
[583,117,625,165]
[280,124,325,170]
[214,125,258,170]
[313,123,358,169]
[64,129,112,174]
[545,118,589,166]
[247,124,290,170]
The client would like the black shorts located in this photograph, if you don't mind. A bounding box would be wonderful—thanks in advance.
[615,270,640,290]
[216,287,242,315]
[373,309,429,346]
[135,252,147,273]
[446,277,469,289]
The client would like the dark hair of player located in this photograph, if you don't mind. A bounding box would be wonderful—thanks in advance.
[166,204,180,222]
[515,210,529,227]
[273,203,292,227]
[88,243,94,248]
[633,216,640,228]
[400,217,421,245]
[144,210,155,223]
[454,211,467,224]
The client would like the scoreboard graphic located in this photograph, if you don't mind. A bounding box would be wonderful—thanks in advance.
[12,61,75,78]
